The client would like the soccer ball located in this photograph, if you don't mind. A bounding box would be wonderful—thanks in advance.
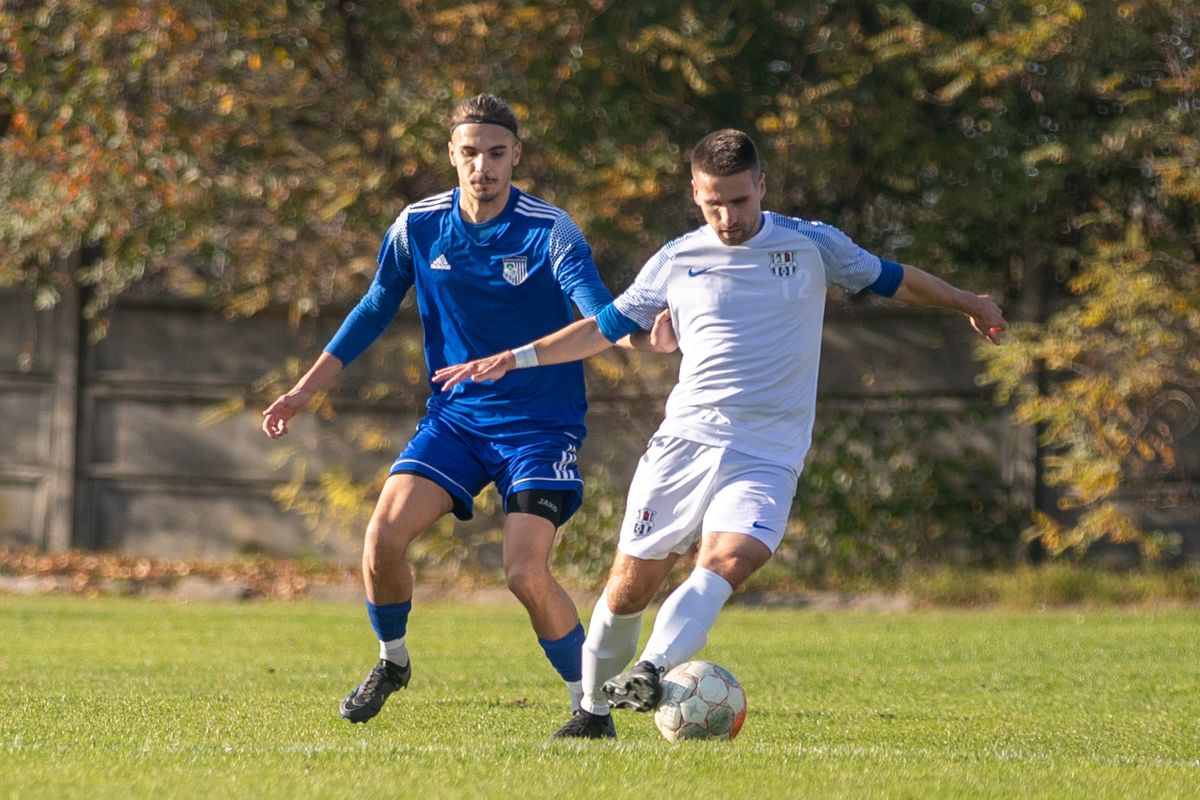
[653,660,747,741]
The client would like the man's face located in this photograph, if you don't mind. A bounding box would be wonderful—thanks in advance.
[448,123,521,204]
[692,168,766,246]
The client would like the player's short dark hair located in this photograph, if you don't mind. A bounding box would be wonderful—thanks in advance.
[449,94,519,139]
[690,129,760,177]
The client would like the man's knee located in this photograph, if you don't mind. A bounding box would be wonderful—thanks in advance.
[604,591,649,617]
[698,533,771,589]
[603,552,678,614]
[603,574,659,615]
[501,506,560,604]
[362,517,424,574]
[364,473,453,563]
[505,560,553,603]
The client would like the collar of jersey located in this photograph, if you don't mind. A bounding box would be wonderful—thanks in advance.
[704,212,772,248]
[451,186,518,245]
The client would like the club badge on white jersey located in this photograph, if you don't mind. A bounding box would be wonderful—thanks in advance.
[769,250,798,277]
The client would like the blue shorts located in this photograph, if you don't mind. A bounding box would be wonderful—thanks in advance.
[390,414,585,523]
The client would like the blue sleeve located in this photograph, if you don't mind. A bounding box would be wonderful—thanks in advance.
[549,214,614,317]
[596,303,642,343]
[325,215,414,365]
[866,259,904,297]
[569,277,615,318]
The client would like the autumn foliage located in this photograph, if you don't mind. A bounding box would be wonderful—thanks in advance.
[2,1,1197,561]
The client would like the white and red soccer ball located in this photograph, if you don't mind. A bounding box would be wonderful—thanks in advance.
[653,660,747,741]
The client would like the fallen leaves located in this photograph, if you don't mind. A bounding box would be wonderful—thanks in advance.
[0,547,358,601]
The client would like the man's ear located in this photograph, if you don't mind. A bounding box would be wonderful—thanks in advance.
[512,140,522,166]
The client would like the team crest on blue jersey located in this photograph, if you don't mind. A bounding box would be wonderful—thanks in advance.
[631,507,656,537]
[502,256,529,286]
[769,250,798,277]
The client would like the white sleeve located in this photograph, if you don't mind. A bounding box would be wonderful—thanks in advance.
[775,215,882,293]
[612,244,673,329]
[811,223,882,293]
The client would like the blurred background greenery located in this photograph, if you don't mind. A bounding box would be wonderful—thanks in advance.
[2,1,1196,581]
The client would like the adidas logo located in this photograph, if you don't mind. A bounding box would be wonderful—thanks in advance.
[430,254,451,271]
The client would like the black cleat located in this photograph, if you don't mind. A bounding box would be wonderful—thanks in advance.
[602,660,664,712]
[339,658,411,723]
[550,709,617,739]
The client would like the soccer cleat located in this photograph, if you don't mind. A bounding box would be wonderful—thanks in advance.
[602,660,664,712]
[339,658,411,723]
[550,709,617,739]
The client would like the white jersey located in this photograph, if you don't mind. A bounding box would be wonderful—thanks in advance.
[612,211,882,470]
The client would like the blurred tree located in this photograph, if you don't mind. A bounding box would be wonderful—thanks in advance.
[966,0,1200,558]
[2,0,1195,564]
[1,0,410,332]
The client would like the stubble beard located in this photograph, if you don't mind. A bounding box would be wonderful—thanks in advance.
[717,228,748,246]
[469,178,501,204]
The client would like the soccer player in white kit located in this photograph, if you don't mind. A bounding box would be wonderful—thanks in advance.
[434,129,1008,739]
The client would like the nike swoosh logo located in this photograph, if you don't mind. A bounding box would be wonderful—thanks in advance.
[688,267,713,277]
[751,522,774,532]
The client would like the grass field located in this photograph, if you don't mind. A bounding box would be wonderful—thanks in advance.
[2,595,1197,799]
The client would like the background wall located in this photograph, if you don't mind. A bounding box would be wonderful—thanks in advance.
[3,288,1194,568]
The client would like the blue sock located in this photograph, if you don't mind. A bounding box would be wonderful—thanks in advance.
[365,599,412,642]
[538,622,585,682]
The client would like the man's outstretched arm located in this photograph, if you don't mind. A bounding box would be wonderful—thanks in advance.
[261,351,344,438]
[432,316,614,391]
[891,264,1007,344]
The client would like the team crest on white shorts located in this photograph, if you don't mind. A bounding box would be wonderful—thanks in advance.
[631,507,656,537]
[502,256,529,285]
[769,250,797,277]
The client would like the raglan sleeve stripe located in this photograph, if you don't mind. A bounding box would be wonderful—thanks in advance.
[802,220,884,294]
[609,245,673,331]
[325,213,415,365]
[549,213,614,317]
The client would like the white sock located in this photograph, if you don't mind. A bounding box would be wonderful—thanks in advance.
[579,590,643,716]
[379,636,409,667]
[640,566,732,671]
[566,680,583,712]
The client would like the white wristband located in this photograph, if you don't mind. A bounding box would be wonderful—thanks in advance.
[511,344,539,369]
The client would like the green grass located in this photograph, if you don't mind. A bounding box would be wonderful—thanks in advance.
[1,596,1197,799]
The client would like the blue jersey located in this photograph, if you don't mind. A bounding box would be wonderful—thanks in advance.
[326,187,613,441]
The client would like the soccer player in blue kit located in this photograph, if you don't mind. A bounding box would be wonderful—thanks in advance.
[262,95,671,724]
[435,129,1008,739]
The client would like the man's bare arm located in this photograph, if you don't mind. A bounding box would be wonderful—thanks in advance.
[432,317,615,391]
[261,351,344,438]
[891,264,1007,344]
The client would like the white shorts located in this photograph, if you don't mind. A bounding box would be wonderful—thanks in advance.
[617,436,799,560]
